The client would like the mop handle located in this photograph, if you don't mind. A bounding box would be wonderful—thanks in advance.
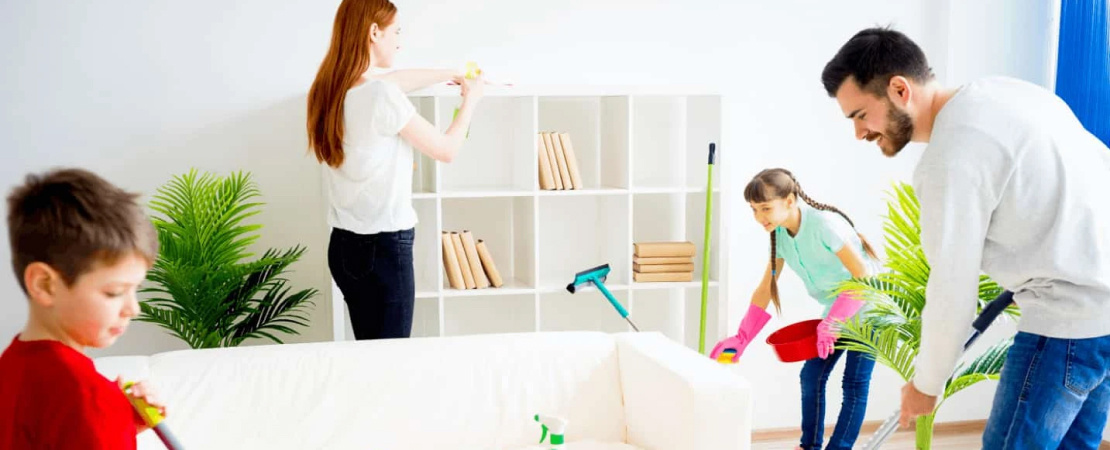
[152,424,186,450]
[123,382,186,450]
[698,142,716,354]
[859,291,1015,450]
[593,280,629,318]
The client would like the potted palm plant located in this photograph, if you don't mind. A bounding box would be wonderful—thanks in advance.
[833,182,1020,449]
[137,169,317,349]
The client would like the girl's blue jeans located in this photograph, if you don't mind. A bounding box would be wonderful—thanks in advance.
[798,346,876,450]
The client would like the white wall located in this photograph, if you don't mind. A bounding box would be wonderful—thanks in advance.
[0,0,339,356]
[944,0,1062,88]
[0,0,1061,433]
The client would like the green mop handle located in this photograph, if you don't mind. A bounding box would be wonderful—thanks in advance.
[698,143,716,354]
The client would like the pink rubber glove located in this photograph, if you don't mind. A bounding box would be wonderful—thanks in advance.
[709,303,771,363]
[817,292,866,359]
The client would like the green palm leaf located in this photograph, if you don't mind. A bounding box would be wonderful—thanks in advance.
[837,316,919,382]
[136,169,317,349]
[943,337,1012,399]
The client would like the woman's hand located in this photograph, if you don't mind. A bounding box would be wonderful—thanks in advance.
[460,74,485,103]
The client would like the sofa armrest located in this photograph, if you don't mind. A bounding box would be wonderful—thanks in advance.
[615,332,751,450]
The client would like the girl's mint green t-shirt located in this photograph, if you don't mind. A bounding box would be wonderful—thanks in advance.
[775,203,875,316]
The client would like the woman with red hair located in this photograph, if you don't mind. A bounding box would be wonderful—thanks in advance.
[307,0,484,340]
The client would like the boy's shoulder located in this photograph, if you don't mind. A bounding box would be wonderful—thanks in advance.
[1,337,121,399]
[0,338,139,448]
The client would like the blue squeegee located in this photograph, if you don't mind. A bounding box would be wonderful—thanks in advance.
[567,264,640,331]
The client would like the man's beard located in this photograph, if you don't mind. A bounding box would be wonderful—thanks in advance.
[865,101,914,157]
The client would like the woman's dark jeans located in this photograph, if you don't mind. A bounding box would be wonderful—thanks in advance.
[327,227,415,340]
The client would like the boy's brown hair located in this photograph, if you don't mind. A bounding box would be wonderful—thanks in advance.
[7,168,159,294]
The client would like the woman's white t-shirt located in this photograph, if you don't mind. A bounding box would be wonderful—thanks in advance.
[324,79,418,235]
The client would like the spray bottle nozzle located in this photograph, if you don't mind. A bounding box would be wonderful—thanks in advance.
[535,414,568,447]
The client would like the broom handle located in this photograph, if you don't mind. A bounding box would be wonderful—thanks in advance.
[698,143,716,354]
[859,291,1015,450]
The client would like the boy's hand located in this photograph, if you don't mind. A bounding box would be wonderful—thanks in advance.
[117,376,168,432]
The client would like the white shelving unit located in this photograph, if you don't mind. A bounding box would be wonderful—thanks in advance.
[331,84,727,352]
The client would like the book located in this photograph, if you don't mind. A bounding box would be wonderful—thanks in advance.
[542,132,564,190]
[441,232,465,289]
[633,262,695,273]
[633,271,694,282]
[633,256,694,265]
[633,241,697,258]
[451,232,476,289]
[549,132,574,189]
[537,133,556,190]
[461,231,490,288]
[476,239,504,288]
[558,132,583,189]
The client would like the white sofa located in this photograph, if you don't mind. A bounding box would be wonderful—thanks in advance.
[94,331,751,450]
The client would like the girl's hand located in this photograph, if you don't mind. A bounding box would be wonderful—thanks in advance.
[815,319,838,359]
[709,335,751,363]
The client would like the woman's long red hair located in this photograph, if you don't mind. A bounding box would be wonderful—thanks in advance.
[307,0,397,168]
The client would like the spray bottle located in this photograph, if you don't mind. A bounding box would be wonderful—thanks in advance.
[534,414,567,450]
[452,61,481,138]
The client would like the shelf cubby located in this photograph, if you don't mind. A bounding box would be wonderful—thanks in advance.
[540,289,632,333]
[538,195,629,290]
[444,295,535,336]
[441,196,535,295]
[436,96,535,194]
[537,96,631,191]
[410,298,441,339]
[413,198,440,296]
[411,97,438,196]
[684,95,723,191]
[632,96,687,191]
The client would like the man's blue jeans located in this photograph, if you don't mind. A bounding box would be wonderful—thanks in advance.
[983,331,1110,449]
[799,348,876,450]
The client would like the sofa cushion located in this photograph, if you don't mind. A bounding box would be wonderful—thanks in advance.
[141,331,627,450]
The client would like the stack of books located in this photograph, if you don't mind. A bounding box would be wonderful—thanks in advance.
[441,230,504,290]
[537,131,583,190]
[632,241,696,282]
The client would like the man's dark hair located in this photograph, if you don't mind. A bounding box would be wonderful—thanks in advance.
[821,26,935,97]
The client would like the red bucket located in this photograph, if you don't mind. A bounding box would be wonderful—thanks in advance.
[766,319,822,363]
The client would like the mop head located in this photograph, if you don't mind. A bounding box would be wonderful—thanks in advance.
[566,264,610,293]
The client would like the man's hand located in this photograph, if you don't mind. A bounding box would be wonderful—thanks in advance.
[899,381,937,428]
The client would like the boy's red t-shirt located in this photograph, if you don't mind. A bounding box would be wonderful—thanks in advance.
[0,335,141,449]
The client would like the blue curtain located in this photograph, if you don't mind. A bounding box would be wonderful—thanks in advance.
[1054,0,1109,146]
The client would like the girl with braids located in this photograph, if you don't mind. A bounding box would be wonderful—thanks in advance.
[709,168,880,450]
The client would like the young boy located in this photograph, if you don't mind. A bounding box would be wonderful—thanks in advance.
[0,168,168,449]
